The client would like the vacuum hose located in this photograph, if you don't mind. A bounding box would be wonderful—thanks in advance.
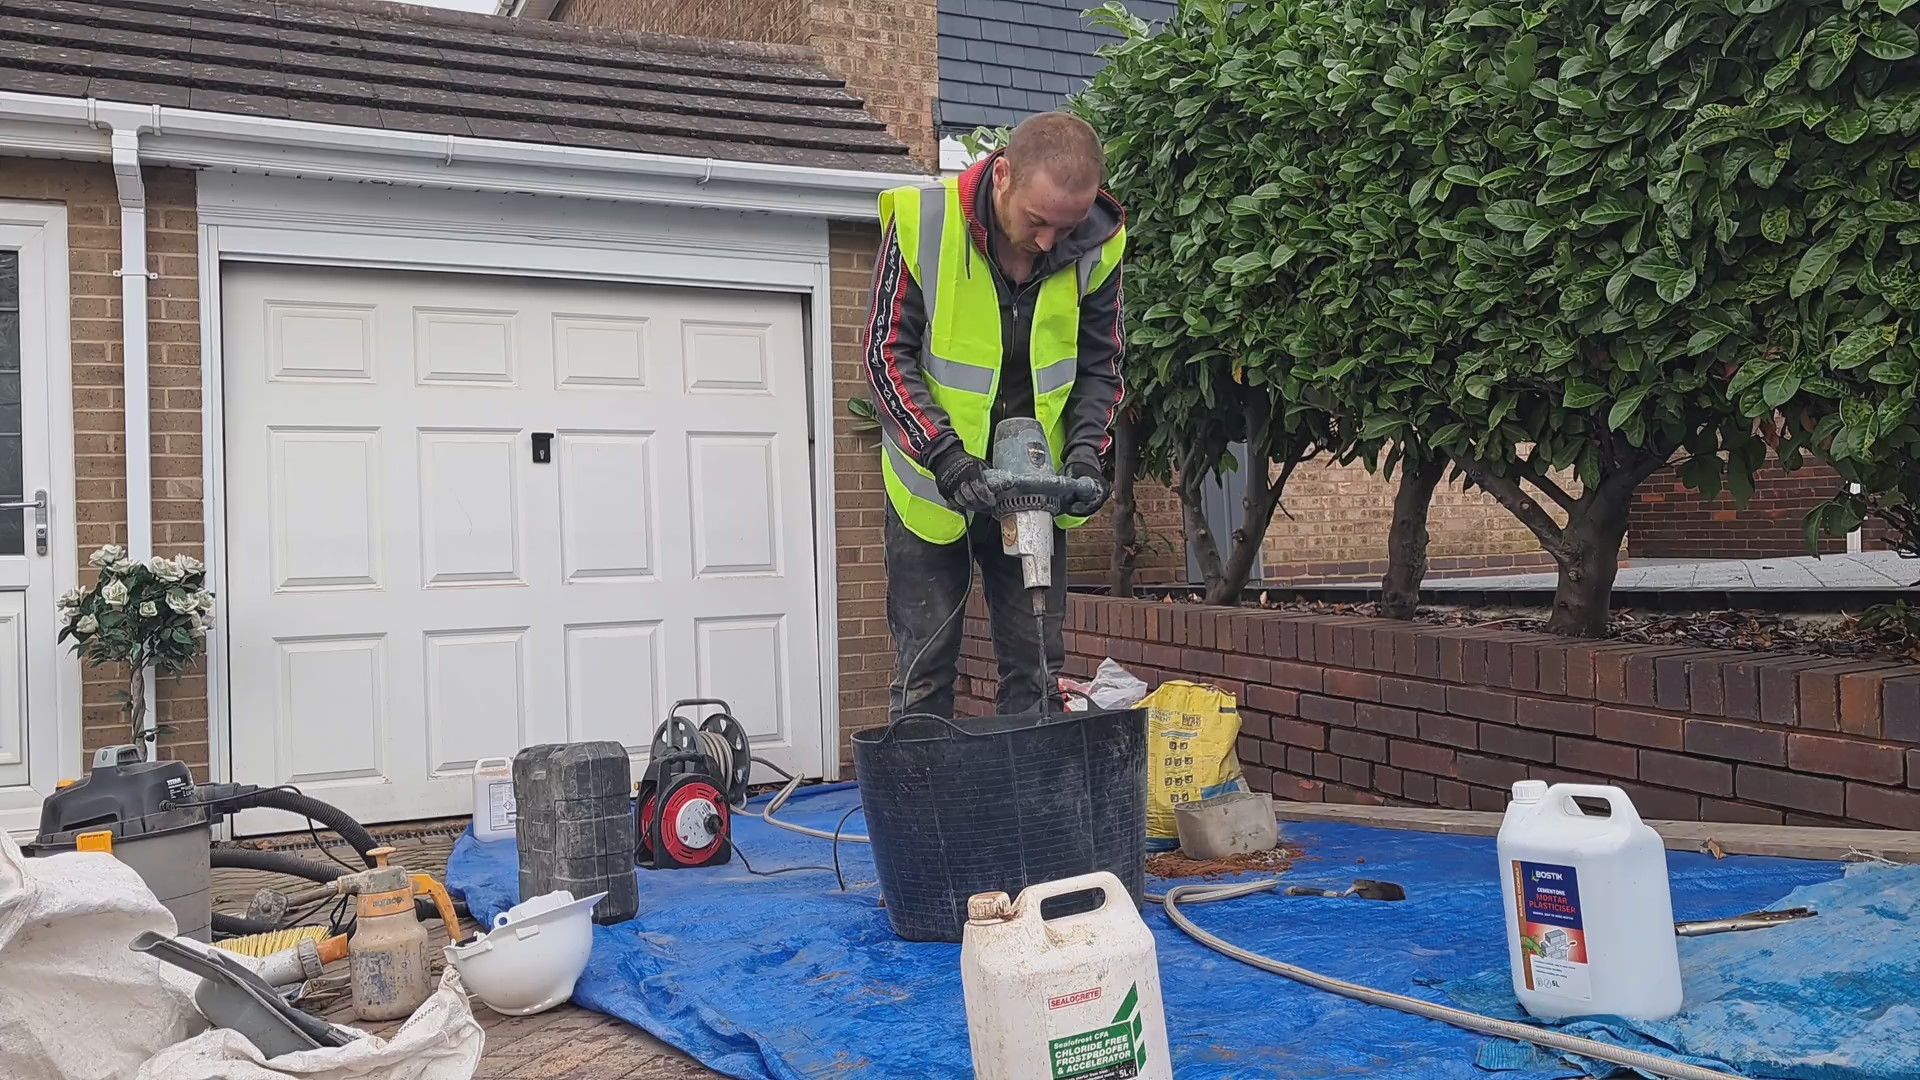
[210,847,348,882]
[1156,882,1747,1080]
[199,787,382,866]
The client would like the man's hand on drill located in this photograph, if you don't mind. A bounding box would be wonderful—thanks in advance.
[1064,459,1109,518]
[931,444,998,513]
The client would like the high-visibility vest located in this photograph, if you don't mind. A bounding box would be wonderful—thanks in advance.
[877,179,1127,544]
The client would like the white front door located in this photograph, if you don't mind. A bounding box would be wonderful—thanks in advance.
[0,205,77,834]
[222,264,825,827]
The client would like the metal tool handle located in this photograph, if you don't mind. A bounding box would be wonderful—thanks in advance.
[979,470,1100,500]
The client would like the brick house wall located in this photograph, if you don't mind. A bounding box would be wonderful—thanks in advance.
[1261,459,1557,584]
[0,159,206,777]
[959,595,1920,829]
[1632,455,1897,559]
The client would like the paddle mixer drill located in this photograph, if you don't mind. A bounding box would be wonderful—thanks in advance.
[981,417,1103,711]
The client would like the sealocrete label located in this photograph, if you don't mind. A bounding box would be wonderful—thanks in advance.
[1046,984,1145,1079]
[1513,861,1592,1001]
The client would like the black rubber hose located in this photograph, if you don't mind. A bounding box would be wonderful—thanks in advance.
[209,847,348,883]
[212,912,283,938]
[236,789,381,866]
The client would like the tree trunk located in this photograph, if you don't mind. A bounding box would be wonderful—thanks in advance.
[128,666,150,754]
[1381,456,1444,620]
[1108,413,1142,598]
[1543,475,1642,638]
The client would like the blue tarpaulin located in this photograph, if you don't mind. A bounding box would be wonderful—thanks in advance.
[446,783,1909,1079]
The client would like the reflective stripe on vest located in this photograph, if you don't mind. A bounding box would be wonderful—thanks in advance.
[877,179,1125,544]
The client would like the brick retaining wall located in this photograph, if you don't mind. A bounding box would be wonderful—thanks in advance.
[955,596,1920,830]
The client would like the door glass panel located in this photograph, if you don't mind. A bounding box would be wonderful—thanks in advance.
[0,252,20,556]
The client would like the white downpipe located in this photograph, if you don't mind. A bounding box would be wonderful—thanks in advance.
[1846,481,1865,553]
[108,114,160,759]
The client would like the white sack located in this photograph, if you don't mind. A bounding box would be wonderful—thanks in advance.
[1065,658,1151,712]
[136,968,485,1080]
[0,829,204,1080]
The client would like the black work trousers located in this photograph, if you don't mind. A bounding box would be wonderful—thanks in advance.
[884,504,1066,722]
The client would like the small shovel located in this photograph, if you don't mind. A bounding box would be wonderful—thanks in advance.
[1283,878,1407,902]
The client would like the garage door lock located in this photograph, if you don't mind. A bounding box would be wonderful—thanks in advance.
[531,432,553,464]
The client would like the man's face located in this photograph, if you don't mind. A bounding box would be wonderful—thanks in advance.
[991,157,1098,258]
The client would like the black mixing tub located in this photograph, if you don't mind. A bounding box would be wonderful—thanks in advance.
[851,707,1148,943]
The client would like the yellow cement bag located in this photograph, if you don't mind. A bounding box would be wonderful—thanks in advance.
[1140,680,1249,850]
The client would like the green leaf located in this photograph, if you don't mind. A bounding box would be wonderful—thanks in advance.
[1582,196,1640,225]
[1883,0,1919,14]
[1866,201,1920,223]
[1761,206,1793,242]
[1523,221,1557,251]
[1763,366,1804,407]
[1827,110,1871,144]
[1485,199,1545,232]
[1807,36,1857,89]
[1608,386,1653,430]
[1790,237,1845,297]
[1829,325,1893,369]
[1563,381,1608,408]
[1863,20,1920,60]
[1442,165,1483,186]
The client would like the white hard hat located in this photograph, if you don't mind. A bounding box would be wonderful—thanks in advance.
[443,890,605,1016]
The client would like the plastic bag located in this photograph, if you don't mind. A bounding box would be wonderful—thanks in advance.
[0,830,204,1080]
[1061,658,1151,712]
[1138,680,1250,850]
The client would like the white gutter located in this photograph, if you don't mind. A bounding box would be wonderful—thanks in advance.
[103,105,161,759]
[0,91,925,220]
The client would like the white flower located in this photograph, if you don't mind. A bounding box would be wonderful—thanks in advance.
[178,556,205,576]
[88,545,125,567]
[75,615,98,634]
[188,615,207,637]
[57,588,82,610]
[196,591,216,613]
[110,558,137,574]
[101,580,129,608]
[149,556,184,583]
[166,590,198,615]
[138,601,158,618]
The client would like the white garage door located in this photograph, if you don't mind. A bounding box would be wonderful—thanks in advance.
[221,264,824,827]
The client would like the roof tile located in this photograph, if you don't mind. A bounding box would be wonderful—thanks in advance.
[9,0,914,173]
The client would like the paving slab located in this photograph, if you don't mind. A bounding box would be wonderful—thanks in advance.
[1422,550,1920,593]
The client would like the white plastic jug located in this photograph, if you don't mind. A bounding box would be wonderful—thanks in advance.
[1497,781,1683,1021]
[960,871,1172,1080]
[471,757,516,843]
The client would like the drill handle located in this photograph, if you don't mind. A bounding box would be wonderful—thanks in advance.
[979,470,1100,501]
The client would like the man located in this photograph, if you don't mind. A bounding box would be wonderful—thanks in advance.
[862,111,1127,721]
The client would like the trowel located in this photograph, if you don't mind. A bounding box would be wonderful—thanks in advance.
[1283,879,1407,902]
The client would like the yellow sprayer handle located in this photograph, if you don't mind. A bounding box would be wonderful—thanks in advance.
[75,830,113,854]
[410,873,461,939]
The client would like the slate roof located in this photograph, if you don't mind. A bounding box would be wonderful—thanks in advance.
[937,0,1174,135]
[0,0,915,172]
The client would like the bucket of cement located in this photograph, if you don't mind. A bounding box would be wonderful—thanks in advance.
[851,708,1147,943]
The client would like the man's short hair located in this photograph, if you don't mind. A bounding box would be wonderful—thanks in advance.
[1002,112,1105,192]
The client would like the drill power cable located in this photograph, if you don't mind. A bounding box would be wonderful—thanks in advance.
[1153,881,1748,1080]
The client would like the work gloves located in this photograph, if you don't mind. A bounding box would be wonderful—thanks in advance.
[930,443,998,513]
[1063,459,1110,518]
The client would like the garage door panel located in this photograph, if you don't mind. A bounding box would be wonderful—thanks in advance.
[418,429,525,587]
[265,299,377,383]
[414,307,518,387]
[227,265,824,826]
[686,432,783,578]
[563,620,665,751]
[682,319,775,395]
[274,633,388,784]
[268,427,383,592]
[694,614,790,742]
[553,313,651,389]
[424,626,529,775]
[557,431,658,583]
